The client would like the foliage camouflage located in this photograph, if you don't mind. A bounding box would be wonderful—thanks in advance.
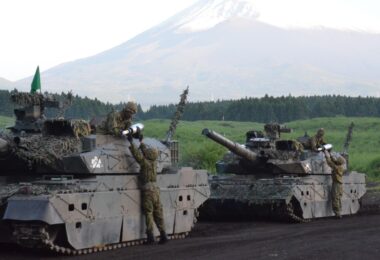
[1,119,90,171]
[8,90,75,133]
[0,89,144,120]
[165,87,189,142]
[10,90,44,106]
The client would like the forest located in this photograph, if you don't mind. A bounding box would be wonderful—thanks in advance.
[1,90,380,123]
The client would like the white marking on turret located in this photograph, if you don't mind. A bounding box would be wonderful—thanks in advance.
[91,156,103,169]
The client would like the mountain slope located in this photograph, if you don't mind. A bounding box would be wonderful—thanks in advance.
[0,77,13,89]
[14,0,380,105]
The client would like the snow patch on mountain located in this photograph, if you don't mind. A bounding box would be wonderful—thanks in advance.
[171,0,259,32]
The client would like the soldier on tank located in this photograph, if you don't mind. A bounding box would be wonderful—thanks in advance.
[97,101,137,136]
[324,150,345,219]
[291,140,304,158]
[310,128,326,152]
[128,134,168,244]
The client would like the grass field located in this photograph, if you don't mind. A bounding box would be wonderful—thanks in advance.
[0,116,13,129]
[142,117,380,180]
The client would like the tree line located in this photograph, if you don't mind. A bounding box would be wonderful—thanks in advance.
[143,95,380,123]
[1,90,380,123]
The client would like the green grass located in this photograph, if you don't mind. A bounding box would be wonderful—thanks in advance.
[142,117,380,180]
[0,116,13,129]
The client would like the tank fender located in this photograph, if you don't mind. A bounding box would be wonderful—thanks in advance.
[3,197,64,225]
[65,217,122,250]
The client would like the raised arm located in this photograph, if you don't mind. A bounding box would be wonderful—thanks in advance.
[129,141,144,164]
[324,150,337,171]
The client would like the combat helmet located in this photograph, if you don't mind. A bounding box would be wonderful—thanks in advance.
[143,147,159,161]
[317,128,325,137]
[123,102,138,115]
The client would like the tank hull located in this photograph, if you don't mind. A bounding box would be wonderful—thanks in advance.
[200,172,366,222]
[0,168,210,254]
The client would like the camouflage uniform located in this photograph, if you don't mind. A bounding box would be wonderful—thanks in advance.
[310,128,326,152]
[97,102,137,136]
[291,140,304,158]
[129,142,168,244]
[324,151,345,218]
[71,120,91,138]
[292,140,304,152]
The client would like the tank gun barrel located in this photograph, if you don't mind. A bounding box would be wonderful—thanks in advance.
[202,128,257,161]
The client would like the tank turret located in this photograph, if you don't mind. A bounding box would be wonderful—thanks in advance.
[202,124,322,175]
[199,123,366,222]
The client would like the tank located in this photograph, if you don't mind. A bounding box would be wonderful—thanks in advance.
[199,123,366,222]
[0,89,210,255]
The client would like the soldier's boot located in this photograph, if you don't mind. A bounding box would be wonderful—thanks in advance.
[146,231,155,244]
[334,212,342,219]
[159,230,168,244]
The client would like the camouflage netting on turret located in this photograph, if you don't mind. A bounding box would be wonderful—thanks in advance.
[0,119,90,171]
[9,89,72,118]
[10,90,44,106]
[9,135,81,171]
[71,120,91,138]
[43,119,91,139]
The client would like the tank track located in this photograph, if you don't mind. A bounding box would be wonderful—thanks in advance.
[200,200,310,223]
[12,222,188,255]
[284,203,310,223]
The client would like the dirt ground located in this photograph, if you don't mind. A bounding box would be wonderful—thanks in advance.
[1,190,380,260]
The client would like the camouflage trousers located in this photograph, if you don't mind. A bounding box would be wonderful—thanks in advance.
[142,188,165,234]
[332,182,343,215]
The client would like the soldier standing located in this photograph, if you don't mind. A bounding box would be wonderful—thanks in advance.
[324,150,345,219]
[128,135,168,244]
[97,101,137,136]
[310,128,326,151]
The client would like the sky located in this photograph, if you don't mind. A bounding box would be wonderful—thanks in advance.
[255,0,380,32]
[0,0,196,81]
[1,0,380,81]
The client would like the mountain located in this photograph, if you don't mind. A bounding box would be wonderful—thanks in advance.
[0,77,13,89]
[14,0,380,106]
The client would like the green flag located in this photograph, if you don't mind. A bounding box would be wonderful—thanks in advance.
[31,66,41,93]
